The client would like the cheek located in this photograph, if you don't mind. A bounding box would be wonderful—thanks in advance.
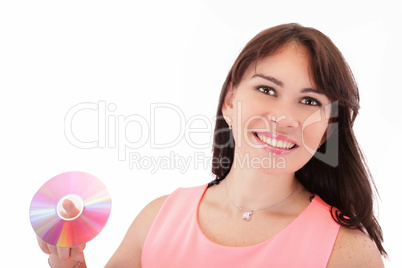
[229,100,264,149]
[232,98,260,128]
[302,113,327,151]
[303,124,326,145]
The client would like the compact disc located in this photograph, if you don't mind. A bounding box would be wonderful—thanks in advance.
[30,171,111,247]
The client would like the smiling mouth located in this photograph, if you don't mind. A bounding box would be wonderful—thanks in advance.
[253,132,298,150]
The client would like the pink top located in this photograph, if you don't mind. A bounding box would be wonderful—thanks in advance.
[142,184,341,268]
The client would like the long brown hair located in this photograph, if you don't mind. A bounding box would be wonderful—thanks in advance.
[209,23,386,256]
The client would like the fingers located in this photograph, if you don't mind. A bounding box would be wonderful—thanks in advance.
[57,246,72,260]
[61,199,81,219]
[37,236,86,261]
[37,236,51,254]
[48,244,58,256]
[71,244,85,261]
[38,238,58,257]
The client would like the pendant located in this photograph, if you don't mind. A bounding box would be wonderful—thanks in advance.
[242,210,252,221]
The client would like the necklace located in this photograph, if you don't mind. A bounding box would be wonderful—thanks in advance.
[224,179,298,221]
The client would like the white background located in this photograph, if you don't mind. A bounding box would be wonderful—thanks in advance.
[1,0,401,267]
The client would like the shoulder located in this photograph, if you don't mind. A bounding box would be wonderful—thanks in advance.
[134,195,170,244]
[136,195,170,229]
[327,226,384,268]
[105,195,169,268]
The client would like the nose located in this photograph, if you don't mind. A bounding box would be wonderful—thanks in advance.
[269,106,299,129]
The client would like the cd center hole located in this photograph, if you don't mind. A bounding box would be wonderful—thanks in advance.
[57,194,84,221]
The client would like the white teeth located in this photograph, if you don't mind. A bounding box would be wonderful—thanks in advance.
[285,142,292,149]
[267,137,271,144]
[272,138,277,147]
[277,140,283,148]
[256,133,295,149]
[282,141,289,148]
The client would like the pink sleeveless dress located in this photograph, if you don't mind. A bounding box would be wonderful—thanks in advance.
[142,184,340,268]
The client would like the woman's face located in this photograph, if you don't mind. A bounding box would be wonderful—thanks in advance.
[222,43,332,174]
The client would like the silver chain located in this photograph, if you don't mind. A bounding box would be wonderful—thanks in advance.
[225,178,298,213]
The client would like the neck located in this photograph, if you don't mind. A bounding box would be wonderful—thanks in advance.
[224,164,298,211]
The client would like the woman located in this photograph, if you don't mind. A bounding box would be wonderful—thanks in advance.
[38,23,386,267]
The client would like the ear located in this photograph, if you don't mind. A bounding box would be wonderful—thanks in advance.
[221,82,236,119]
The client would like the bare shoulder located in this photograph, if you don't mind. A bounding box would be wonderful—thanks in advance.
[327,226,384,268]
[105,195,169,268]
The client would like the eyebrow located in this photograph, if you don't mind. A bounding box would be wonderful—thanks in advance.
[251,73,324,95]
[252,74,283,87]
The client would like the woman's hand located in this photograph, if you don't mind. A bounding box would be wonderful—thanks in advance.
[36,199,86,266]
[37,236,86,262]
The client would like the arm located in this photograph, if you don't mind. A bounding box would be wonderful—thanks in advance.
[105,195,168,268]
[327,226,385,268]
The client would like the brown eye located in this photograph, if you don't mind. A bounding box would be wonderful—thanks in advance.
[301,97,321,106]
[258,86,275,96]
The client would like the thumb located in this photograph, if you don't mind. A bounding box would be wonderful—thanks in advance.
[61,199,81,219]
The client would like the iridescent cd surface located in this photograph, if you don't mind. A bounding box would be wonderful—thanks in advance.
[30,171,111,247]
